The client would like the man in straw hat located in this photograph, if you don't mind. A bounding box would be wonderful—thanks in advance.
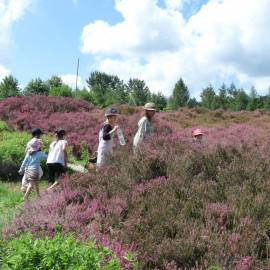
[133,102,156,150]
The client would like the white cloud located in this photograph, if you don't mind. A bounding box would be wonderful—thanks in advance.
[0,64,10,81]
[165,0,185,10]
[0,0,32,69]
[81,0,270,97]
[60,74,85,90]
[81,0,185,57]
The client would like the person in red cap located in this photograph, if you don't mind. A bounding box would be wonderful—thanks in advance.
[192,128,204,142]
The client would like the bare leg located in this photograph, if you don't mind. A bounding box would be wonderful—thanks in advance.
[47,180,59,190]
[23,182,34,200]
[34,182,40,198]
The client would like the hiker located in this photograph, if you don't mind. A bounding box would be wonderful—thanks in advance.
[96,107,119,170]
[46,128,68,190]
[133,102,156,151]
[192,128,204,142]
[21,128,44,193]
[18,139,47,200]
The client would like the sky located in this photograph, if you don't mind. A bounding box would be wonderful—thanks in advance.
[0,0,270,98]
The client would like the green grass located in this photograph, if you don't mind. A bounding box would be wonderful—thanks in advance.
[0,180,54,238]
[0,182,22,237]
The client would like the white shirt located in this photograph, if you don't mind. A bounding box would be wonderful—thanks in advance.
[133,116,154,148]
[47,140,67,165]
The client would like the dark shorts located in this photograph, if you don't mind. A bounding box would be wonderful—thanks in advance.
[47,163,65,184]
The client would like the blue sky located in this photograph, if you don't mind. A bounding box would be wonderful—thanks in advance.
[9,0,123,87]
[0,0,270,97]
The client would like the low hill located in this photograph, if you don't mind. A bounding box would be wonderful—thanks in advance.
[1,96,270,269]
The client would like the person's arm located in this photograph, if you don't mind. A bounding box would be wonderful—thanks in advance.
[18,154,29,174]
[63,142,68,167]
[40,152,48,160]
[138,118,148,139]
[102,124,118,140]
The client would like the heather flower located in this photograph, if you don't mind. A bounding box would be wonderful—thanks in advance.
[235,256,254,270]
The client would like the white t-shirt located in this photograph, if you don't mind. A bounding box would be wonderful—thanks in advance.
[46,140,67,165]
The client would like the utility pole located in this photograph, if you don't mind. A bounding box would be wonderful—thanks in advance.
[75,58,80,91]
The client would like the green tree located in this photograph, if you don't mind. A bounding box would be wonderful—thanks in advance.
[264,87,270,110]
[247,86,263,111]
[126,78,151,106]
[49,85,73,97]
[227,84,249,111]
[24,78,49,95]
[74,88,93,103]
[47,76,63,89]
[235,89,249,111]
[0,75,20,99]
[167,78,190,110]
[86,71,126,106]
[200,84,217,109]
[187,97,198,108]
[105,79,127,105]
[216,83,229,109]
[150,92,167,111]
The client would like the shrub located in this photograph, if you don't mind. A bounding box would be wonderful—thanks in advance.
[0,233,125,270]
[0,128,52,181]
[49,85,73,97]
[5,125,270,269]
[0,121,9,131]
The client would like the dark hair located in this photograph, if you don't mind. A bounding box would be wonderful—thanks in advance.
[31,128,43,137]
[55,128,66,138]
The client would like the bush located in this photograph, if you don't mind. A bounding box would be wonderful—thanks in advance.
[49,85,73,97]
[5,125,270,269]
[0,121,9,131]
[74,89,93,103]
[0,233,124,270]
[0,128,52,181]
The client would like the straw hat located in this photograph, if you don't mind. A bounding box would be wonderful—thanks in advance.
[144,102,156,111]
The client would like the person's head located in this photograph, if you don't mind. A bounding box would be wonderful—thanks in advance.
[105,107,118,125]
[55,128,66,140]
[144,102,156,120]
[192,128,203,141]
[31,128,43,138]
[28,138,42,152]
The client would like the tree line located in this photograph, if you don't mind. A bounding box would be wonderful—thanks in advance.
[1,71,270,111]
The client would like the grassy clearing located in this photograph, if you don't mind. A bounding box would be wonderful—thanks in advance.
[0,181,50,238]
[0,182,22,237]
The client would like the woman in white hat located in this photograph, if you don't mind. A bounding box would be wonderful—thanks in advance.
[133,102,156,150]
[96,107,119,169]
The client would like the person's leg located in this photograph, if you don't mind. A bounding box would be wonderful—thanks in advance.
[23,182,33,200]
[47,164,64,190]
[47,164,55,186]
[34,181,40,198]
[21,174,28,194]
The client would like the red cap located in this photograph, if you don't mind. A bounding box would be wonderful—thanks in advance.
[192,128,203,137]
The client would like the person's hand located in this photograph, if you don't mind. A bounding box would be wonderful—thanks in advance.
[113,125,119,132]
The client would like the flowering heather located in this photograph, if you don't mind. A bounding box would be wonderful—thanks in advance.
[0,96,140,152]
[2,96,270,268]
[4,121,270,269]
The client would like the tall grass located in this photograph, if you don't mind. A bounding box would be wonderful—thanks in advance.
[0,182,22,237]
